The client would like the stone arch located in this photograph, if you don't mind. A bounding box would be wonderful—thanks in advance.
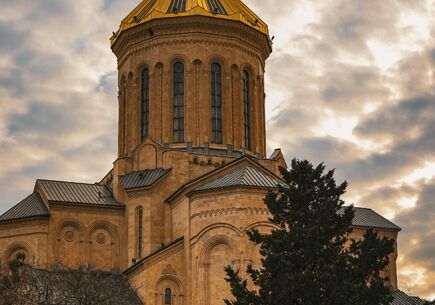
[119,73,127,88]
[193,222,241,245]
[244,222,276,274]
[138,143,158,169]
[199,234,239,305]
[136,61,152,77]
[155,274,184,305]
[240,62,256,78]
[206,55,229,75]
[55,219,84,268]
[86,220,118,270]
[169,55,190,77]
[3,241,34,263]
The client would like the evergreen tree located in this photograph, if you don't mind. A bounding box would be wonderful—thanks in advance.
[225,159,395,305]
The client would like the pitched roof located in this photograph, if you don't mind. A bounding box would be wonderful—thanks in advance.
[349,207,401,231]
[391,290,425,305]
[194,166,286,192]
[120,168,170,190]
[0,193,50,222]
[37,180,120,206]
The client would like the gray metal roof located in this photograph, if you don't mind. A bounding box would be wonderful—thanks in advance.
[195,166,285,192]
[120,168,170,190]
[340,207,401,231]
[391,290,425,305]
[0,193,50,222]
[37,179,120,206]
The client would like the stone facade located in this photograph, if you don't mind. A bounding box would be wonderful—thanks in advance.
[0,1,401,305]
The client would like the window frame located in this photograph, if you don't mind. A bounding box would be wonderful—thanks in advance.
[173,61,185,143]
[164,288,172,305]
[243,70,251,150]
[137,207,143,258]
[141,68,150,139]
[211,62,223,144]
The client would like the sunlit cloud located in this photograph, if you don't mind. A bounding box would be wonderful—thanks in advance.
[0,0,433,299]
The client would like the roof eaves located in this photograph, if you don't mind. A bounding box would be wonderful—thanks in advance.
[187,184,277,197]
[351,224,401,232]
[48,201,125,209]
[0,214,50,225]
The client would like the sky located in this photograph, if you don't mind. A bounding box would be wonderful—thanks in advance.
[0,0,434,299]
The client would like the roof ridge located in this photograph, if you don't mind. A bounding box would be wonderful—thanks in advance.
[37,179,103,186]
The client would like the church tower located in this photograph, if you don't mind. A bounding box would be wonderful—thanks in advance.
[111,0,272,161]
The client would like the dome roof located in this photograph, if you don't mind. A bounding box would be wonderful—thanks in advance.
[111,0,269,45]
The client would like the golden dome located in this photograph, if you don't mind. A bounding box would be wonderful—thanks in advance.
[111,0,269,45]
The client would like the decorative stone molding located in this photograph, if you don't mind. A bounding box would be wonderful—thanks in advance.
[191,207,270,220]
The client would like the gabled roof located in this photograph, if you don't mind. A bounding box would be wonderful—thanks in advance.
[0,193,50,222]
[391,290,425,305]
[120,168,170,190]
[36,179,121,206]
[166,155,282,203]
[348,207,401,231]
[194,166,286,192]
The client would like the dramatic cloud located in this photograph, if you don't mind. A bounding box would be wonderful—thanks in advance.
[248,0,434,298]
[0,0,433,299]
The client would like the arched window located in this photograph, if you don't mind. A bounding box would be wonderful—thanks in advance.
[165,288,172,305]
[211,63,222,144]
[137,207,143,258]
[173,62,184,143]
[122,81,127,156]
[243,70,251,150]
[141,68,150,138]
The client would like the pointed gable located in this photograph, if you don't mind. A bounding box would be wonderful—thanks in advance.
[166,156,285,203]
[195,166,286,192]
[0,193,50,222]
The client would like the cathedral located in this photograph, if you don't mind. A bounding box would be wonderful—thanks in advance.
[0,1,402,304]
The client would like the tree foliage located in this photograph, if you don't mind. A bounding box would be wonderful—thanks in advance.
[0,254,143,305]
[225,159,395,305]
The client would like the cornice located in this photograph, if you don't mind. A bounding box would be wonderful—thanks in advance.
[0,217,49,231]
[49,202,125,215]
[112,16,271,67]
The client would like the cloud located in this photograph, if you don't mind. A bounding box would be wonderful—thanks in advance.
[395,178,435,297]
[262,0,434,297]
[0,0,433,299]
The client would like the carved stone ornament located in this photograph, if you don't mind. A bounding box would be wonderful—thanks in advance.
[96,233,106,244]
[162,264,177,275]
[64,231,74,242]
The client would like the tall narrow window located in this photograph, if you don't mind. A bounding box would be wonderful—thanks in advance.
[141,68,150,138]
[137,207,143,258]
[243,70,251,149]
[173,62,184,143]
[211,63,222,144]
[164,288,172,305]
